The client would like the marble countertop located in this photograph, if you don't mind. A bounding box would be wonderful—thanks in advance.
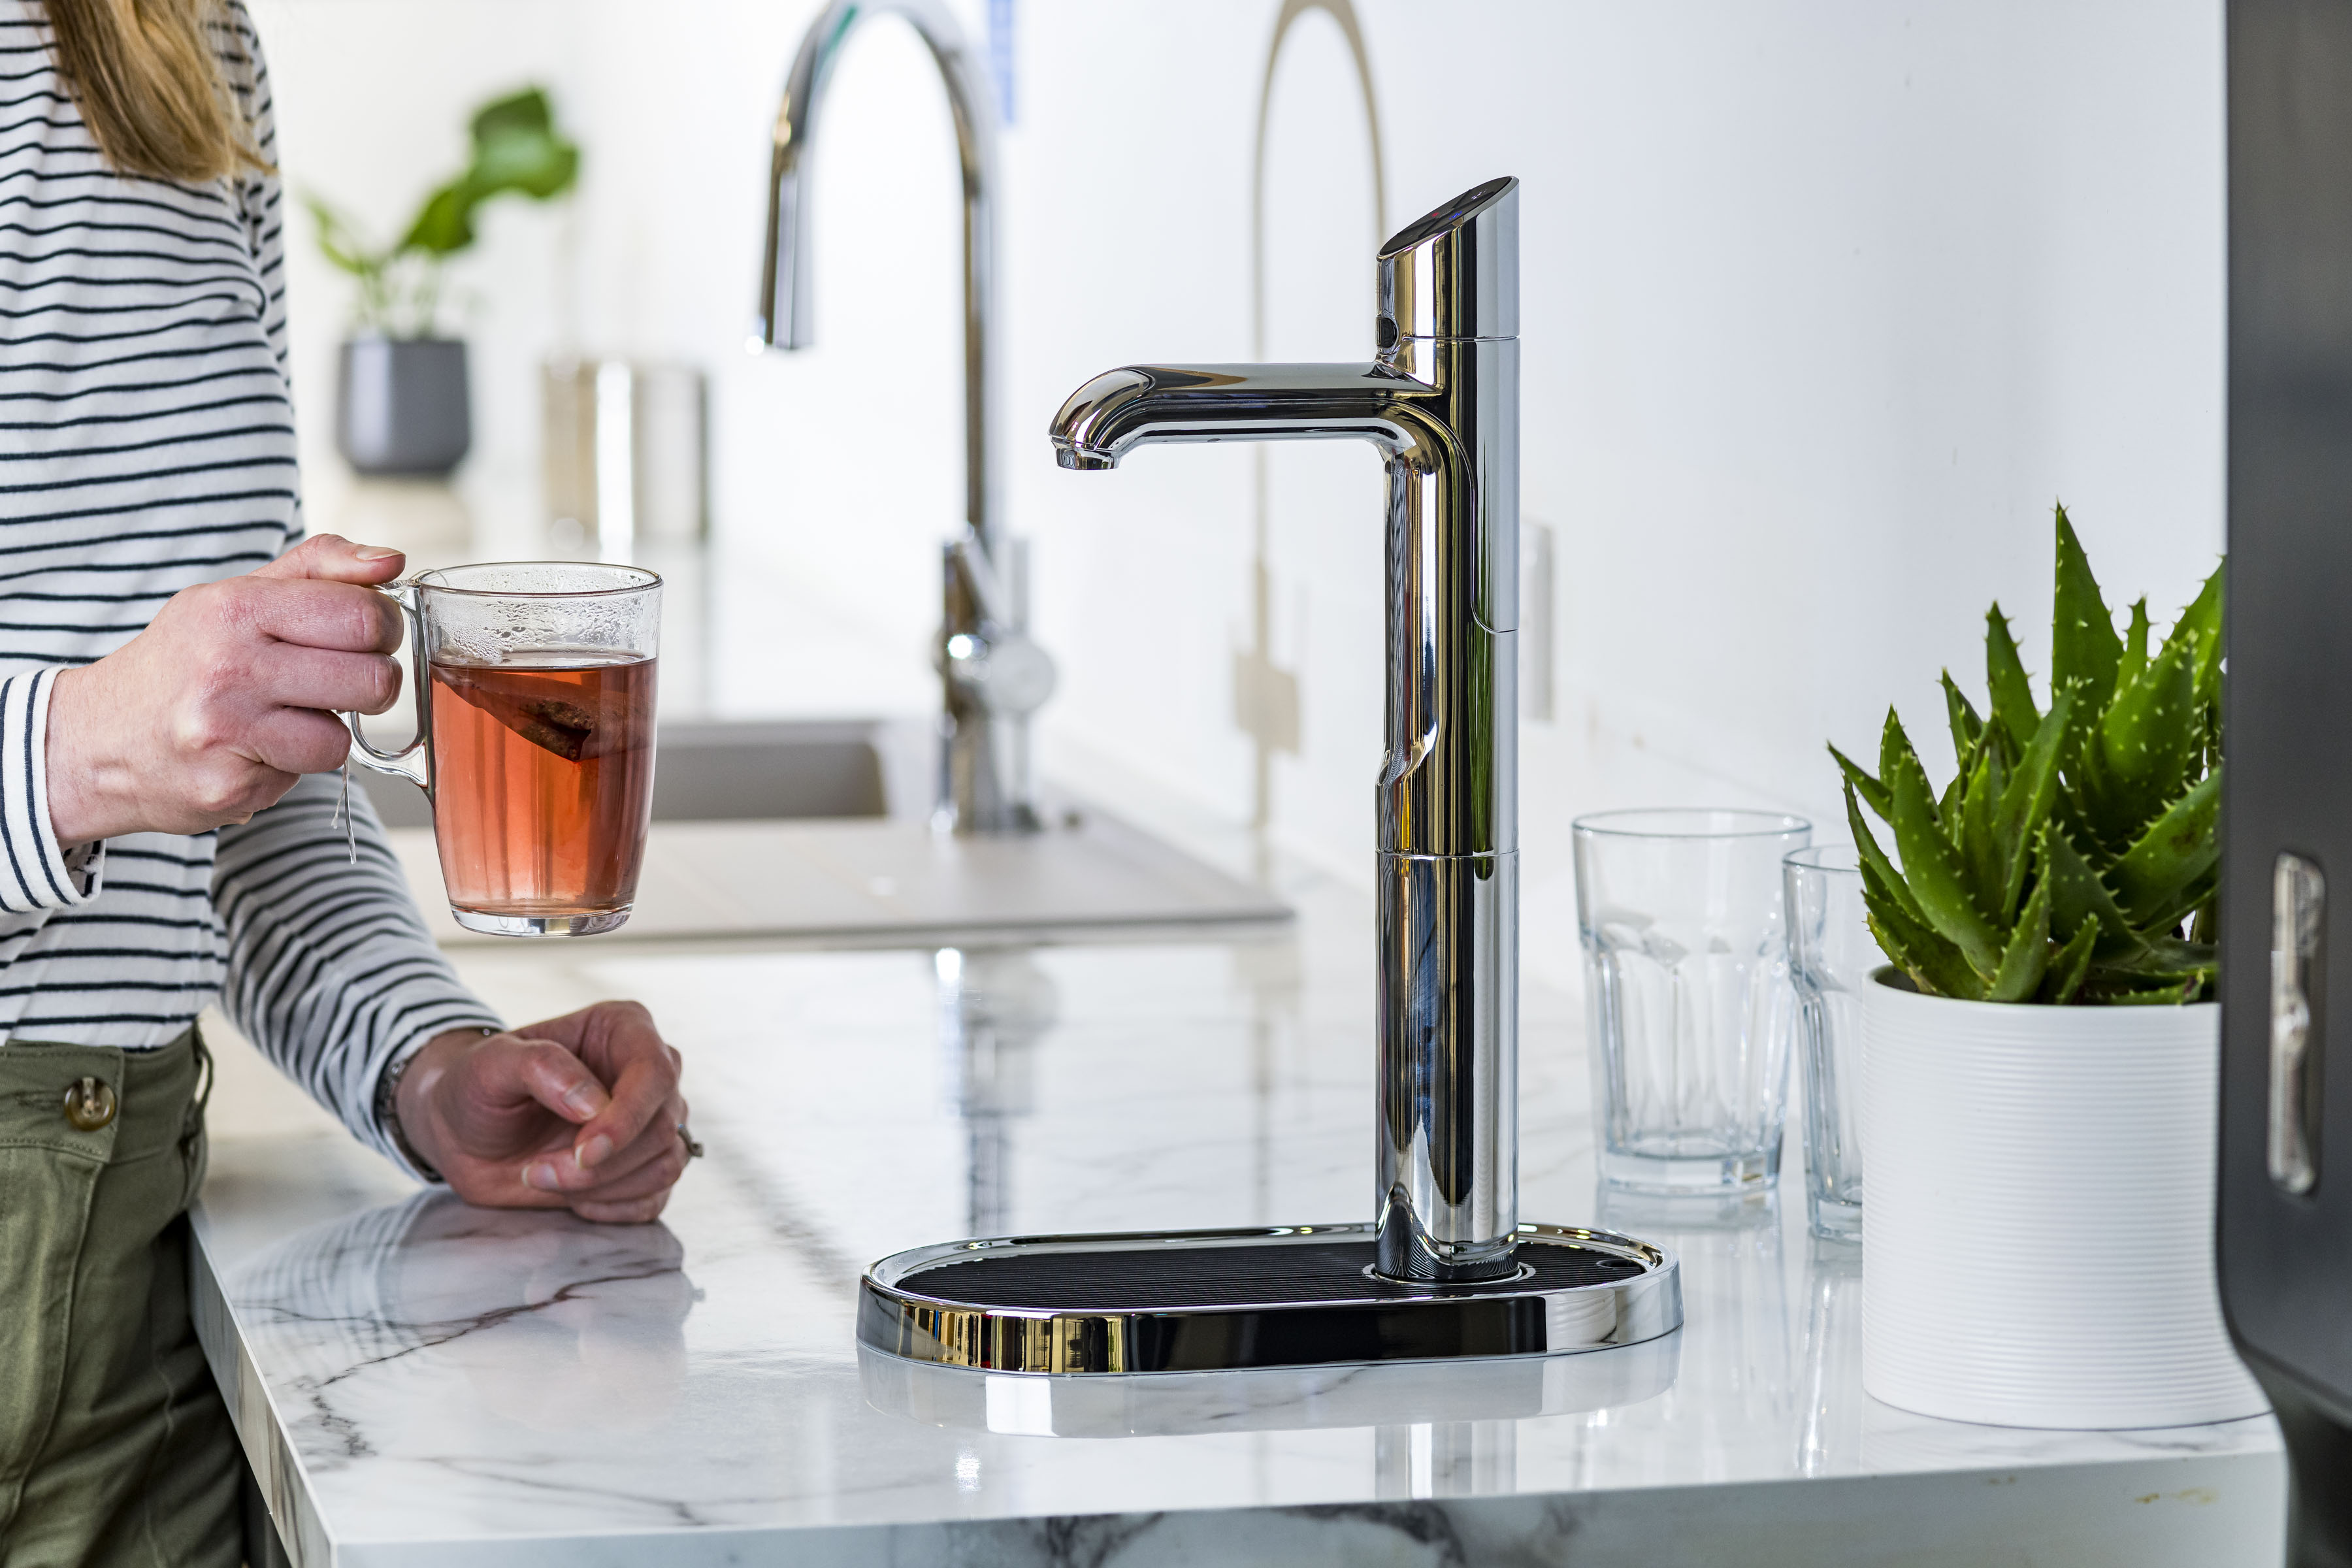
[193,844,2289,1567]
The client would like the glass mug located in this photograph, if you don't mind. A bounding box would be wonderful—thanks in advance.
[345,563,662,938]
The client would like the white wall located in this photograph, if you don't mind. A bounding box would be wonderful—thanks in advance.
[251,1,2224,985]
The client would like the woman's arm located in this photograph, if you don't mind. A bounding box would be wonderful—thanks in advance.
[210,772,505,1173]
[214,778,690,1221]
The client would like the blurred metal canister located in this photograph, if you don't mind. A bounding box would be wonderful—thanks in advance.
[543,359,708,561]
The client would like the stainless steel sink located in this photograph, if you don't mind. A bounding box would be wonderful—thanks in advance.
[365,718,1290,945]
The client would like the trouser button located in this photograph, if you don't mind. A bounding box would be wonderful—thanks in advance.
[64,1077,116,1131]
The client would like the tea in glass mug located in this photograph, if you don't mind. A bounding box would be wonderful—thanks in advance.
[346,563,661,937]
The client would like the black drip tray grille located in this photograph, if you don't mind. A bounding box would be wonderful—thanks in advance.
[858,1223,1684,1375]
[907,1238,1641,1312]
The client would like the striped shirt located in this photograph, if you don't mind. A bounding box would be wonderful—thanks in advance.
[0,1,498,1170]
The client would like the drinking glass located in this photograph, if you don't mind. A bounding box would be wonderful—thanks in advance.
[346,563,662,938]
[1574,809,1811,1194]
[1784,845,1870,1240]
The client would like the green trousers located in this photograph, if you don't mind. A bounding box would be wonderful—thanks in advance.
[0,1030,240,1567]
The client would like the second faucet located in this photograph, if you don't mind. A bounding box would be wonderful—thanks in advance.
[757,0,1053,834]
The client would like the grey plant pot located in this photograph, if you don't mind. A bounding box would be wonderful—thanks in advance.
[336,336,472,478]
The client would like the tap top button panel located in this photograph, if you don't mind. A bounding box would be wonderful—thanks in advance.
[1378,176,1520,343]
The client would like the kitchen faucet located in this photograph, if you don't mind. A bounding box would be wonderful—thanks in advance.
[759,0,1053,834]
[1049,177,1524,1283]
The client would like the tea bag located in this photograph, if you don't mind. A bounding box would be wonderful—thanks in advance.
[436,666,640,762]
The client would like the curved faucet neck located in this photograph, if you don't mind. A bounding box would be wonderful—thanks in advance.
[760,0,1001,557]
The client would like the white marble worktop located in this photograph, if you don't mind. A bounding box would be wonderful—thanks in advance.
[191,851,2289,1567]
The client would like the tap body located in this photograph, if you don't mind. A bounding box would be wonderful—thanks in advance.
[1051,178,1522,1282]
[760,0,1047,834]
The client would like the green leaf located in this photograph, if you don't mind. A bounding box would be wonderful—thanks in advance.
[2119,597,2151,688]
[2089,975,2198,1006]
[2107,770,2222,928]
[2054,778,2125,886]
[2177,561,2225,711]
[2051,504,2121,714]
[1829,744,1893,821]
[474,132,578,201]
[1865,890,1986,1000]
[1884,714,2003,976]
[2176,563,2226,784]
[475,90,577,188]
[2040,921,2099,1004]
[401,178,480,255]
[471,86,559,150]
[1985,604,2040,747]
[1994,686,2074,919]
[1959,742,2005,921]
[1845,779,1927,928]
[2110,936,2218,978]
[1942,671,1984,760]
[1987,871,2053,1002]
[303,193,383,278]
[2097,632,2198,833]
[2042,825,2144,960]
[2166,864,2221,928]
[1877,708,1914,823]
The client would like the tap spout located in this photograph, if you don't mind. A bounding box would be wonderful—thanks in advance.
[1049,350,1503,862]
[1050,364,1438,471]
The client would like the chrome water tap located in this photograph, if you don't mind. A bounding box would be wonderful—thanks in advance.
[1049,178,1523,1282]
[759,0,1052,834]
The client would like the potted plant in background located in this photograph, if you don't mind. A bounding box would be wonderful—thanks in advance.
[308,87,579,478]
[1833,507,2261,1429]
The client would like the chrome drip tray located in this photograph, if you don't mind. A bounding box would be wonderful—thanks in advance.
[857,1222,1682,1375]
[857,1334,1684,1436]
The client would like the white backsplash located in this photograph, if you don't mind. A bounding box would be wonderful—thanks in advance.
[252,0,2225,994]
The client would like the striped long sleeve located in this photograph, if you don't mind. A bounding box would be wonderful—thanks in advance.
[0,666,98,913]
[212,776,501,1173]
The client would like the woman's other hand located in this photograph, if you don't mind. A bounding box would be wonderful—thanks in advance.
[44,533,407,843]
[397,1002,691,1225]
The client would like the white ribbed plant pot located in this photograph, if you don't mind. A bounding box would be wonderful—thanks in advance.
[1861,974,2265,1429]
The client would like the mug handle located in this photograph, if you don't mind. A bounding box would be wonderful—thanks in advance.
[344,580,429,791]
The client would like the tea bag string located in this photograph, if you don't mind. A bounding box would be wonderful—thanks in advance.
[332,729,356,866]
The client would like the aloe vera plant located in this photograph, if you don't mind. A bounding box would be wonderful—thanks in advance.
[1831,507,2222,1004]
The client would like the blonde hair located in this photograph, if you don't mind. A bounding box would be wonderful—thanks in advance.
[44,0,263,183]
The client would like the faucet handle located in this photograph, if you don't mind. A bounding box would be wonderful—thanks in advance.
[944,628,1057,717]
[1377,175,1519,348]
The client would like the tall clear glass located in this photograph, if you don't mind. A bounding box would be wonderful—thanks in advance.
[1575,809,1810,1194]
[1784,845,1871,1240]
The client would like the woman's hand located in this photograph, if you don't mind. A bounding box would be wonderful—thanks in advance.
[44,533,407,844]
[396,1002,691,1225]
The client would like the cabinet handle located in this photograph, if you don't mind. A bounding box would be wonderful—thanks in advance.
[2270,852,2326,1196]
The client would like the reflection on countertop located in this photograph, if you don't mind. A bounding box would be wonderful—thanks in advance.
[193,862,2287,1567]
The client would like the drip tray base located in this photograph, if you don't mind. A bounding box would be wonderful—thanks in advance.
[857,1222,1682,1375]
